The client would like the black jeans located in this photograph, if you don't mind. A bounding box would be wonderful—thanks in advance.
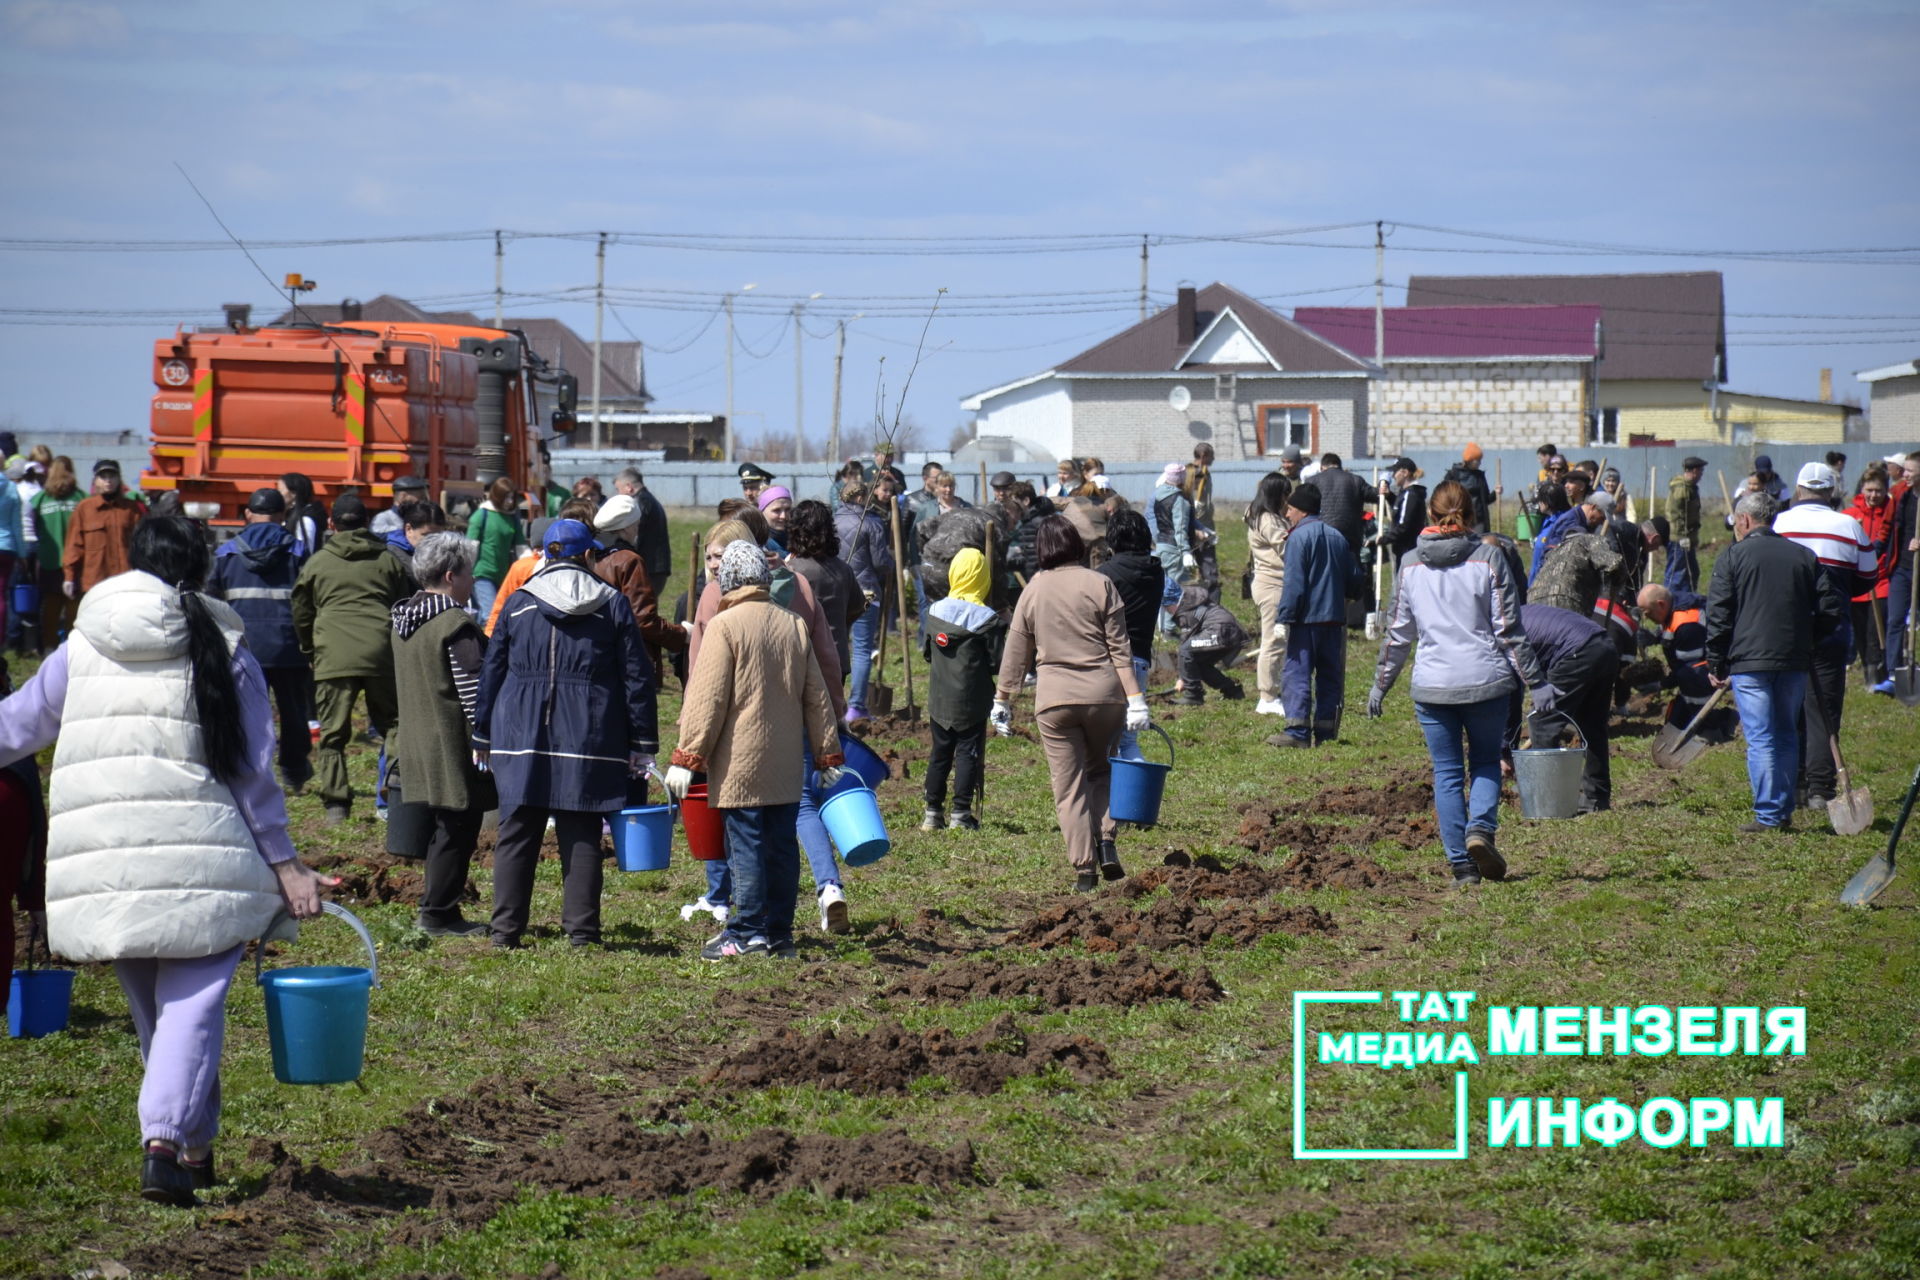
[1528,634,1619,809]
[1194,540,1221,605]
[1798,641,1848,800]
[491,807,605,945]
[262,664,313,786]
[926,720,986,814]
[420,806,484,927]
[1180,643,1245,699]
[1852,598,1886,683]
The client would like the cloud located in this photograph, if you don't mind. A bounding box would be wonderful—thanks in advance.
[4,0,128,49]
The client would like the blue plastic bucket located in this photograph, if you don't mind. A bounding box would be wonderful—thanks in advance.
[838,730,891,790]
[614,804,673,871]
[1109,724,1174,826]
[257,903,379,1086]
[819,783,890,866]
[8,967,75,1038]
[10,581,39,618]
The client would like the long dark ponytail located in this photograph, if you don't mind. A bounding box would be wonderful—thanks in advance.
[130,516,247,786]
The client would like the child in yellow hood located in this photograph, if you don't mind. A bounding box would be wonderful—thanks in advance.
[920,547,1004,830]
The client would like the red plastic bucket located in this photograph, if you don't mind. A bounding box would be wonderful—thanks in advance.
[681,784,726,861]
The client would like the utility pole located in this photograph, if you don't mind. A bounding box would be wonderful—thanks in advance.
[591,232,606,450]
[1373,220,1385,368]
[492,230,504,329]
[1139,235,1149,322]
[829,317,846,467]
[793,303,804,465]
[723,283,755,462]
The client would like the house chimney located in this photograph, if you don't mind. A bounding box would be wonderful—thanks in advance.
[1176,286,1197,345]
[1819,367,1832,402]
[222,303,251,332]
[340,297,362,322]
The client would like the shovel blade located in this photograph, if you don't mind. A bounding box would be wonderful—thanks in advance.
[1652,726,1709,771]
[868,683,894,716]
[1840,851,1896,906]
[1364,612,1384,641]
[1898,667,1920,707]
[1827,788,1874,837]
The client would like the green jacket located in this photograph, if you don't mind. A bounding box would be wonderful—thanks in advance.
[467,504,524,584]
[1667,476,1701,540]
[292,529,413,679]
[390,594,492,811]
[30,490,80,572]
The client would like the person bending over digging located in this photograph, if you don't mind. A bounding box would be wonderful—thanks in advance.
[665,541,845,960]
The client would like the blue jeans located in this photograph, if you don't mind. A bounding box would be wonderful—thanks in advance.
[471,576,500,619]
[1415,697,1507,870]
[723,802,801,945]
[1887,563,1911,679]
[848,598,882,713]
[1730,670,1807,827]
[798,745,840,889]
[1281,622,1345,743]
[1663,543,1699,594]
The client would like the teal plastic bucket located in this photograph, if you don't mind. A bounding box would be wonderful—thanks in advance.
[838,730,890,790]
[257,903,379,1086]
[8,968,75,1038]
[820,783,890,866]
[1108,724,1174,826]
[614,804,673,871]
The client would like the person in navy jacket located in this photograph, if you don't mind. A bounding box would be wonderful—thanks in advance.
[206,487,312,792]
[1270,485,1360,748]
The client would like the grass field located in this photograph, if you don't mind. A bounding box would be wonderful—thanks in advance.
[2,515,1917,1279]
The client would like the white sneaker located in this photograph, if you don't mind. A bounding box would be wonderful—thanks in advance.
[818,882,851,935]
[1255,698,1286,716]
[679,896,729,924]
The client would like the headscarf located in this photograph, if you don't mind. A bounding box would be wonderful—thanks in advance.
[1159,462,1186,487]
[756,485,793,511]
[716,539,771,593]
[946,547,988,606]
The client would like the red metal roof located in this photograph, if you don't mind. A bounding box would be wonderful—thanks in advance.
[1291,305,1602,361]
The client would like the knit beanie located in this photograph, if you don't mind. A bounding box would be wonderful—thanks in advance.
[1160,462,1186,486]
[716,539,771,593]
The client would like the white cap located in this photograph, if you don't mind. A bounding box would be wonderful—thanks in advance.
[1795,461,1837,492]
[594,493,643,533]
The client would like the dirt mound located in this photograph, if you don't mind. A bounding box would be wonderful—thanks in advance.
[120,1078,973,1279]
[1011,894,1335,952]
[881,949,1222,1008]
[862,906,1005,963]
[1310,772,1433,818]
[1274,845,1402,889]
[703,1013,1111,1095]
[1233,804,1437,859]
[304,849,479,909]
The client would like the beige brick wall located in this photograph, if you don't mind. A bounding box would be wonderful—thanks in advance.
[1068,375,1368,463]
[1869,376,1920,444]
[1369,360,1588,453]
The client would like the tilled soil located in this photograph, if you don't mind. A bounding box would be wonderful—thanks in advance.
[1233,802,1438,859]
[702,1012,1112,1094]
[880,949,1223,1009]
[1310,770,1434,819]
[1011,894,1336,952]
[118,1077,974,1280]
[305,847,480,909]
[1132,847,1400,895]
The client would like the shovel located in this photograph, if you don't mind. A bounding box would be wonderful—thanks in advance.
[1825,734,1874,836]
[1842,760,1919,906]
[1652,686,1728,770]
[1897,565,1920,706]
[869,584,895,717]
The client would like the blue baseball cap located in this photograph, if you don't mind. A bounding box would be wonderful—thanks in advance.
[543,518,602,558]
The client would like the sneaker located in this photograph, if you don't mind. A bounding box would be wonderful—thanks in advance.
[1464,829,1507,882]
[1073,871,1101,894]
[950,811,980,831]
[1452,867,1482,889]
[419,919,489,938]
[767,938,799,960]
[818,882,851,935]
[844,705,870,725]
[1254,698,1285,716]
[1804,794,1831,812]
[1266,733,1310,749]
[920,808,945,831]
[375,807,389,824]
[700,932,767,961]
[679,896,729,924]
[322,804,351,827]
[1175,692,1205,707]
[1872,679,1896,696]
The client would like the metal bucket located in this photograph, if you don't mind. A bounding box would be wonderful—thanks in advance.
[1512,747,1586,820]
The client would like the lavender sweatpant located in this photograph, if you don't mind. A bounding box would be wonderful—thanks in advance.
[113,943,246,1149]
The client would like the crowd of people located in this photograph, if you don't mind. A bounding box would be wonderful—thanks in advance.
[0,428,1913,1206]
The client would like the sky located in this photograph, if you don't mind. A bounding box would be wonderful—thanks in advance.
[3,0,1917,454]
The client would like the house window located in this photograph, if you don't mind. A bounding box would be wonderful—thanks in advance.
[1587,407,1619,446]
[1257,403,1319,456]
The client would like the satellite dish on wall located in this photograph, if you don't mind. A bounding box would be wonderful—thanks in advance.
[1168,384,1192,413]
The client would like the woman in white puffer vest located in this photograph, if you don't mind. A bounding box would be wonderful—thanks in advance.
[0,515,335,1208]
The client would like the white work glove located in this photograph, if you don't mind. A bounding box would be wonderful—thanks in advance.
[815,765,846,792]
[1125,695,1150,733]
[1677,537,1692,551]
[1181,551,1197,573]
[471,749,490,773]
[62,580,77,599]
[629,751,655,778]
[990,701,1012,736]
[663,765,693,801]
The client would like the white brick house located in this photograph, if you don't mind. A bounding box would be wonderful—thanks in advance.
[1858,359,1920,444]
[962,284,1372,464]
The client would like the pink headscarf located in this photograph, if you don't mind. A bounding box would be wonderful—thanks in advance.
[756,485,793,511]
